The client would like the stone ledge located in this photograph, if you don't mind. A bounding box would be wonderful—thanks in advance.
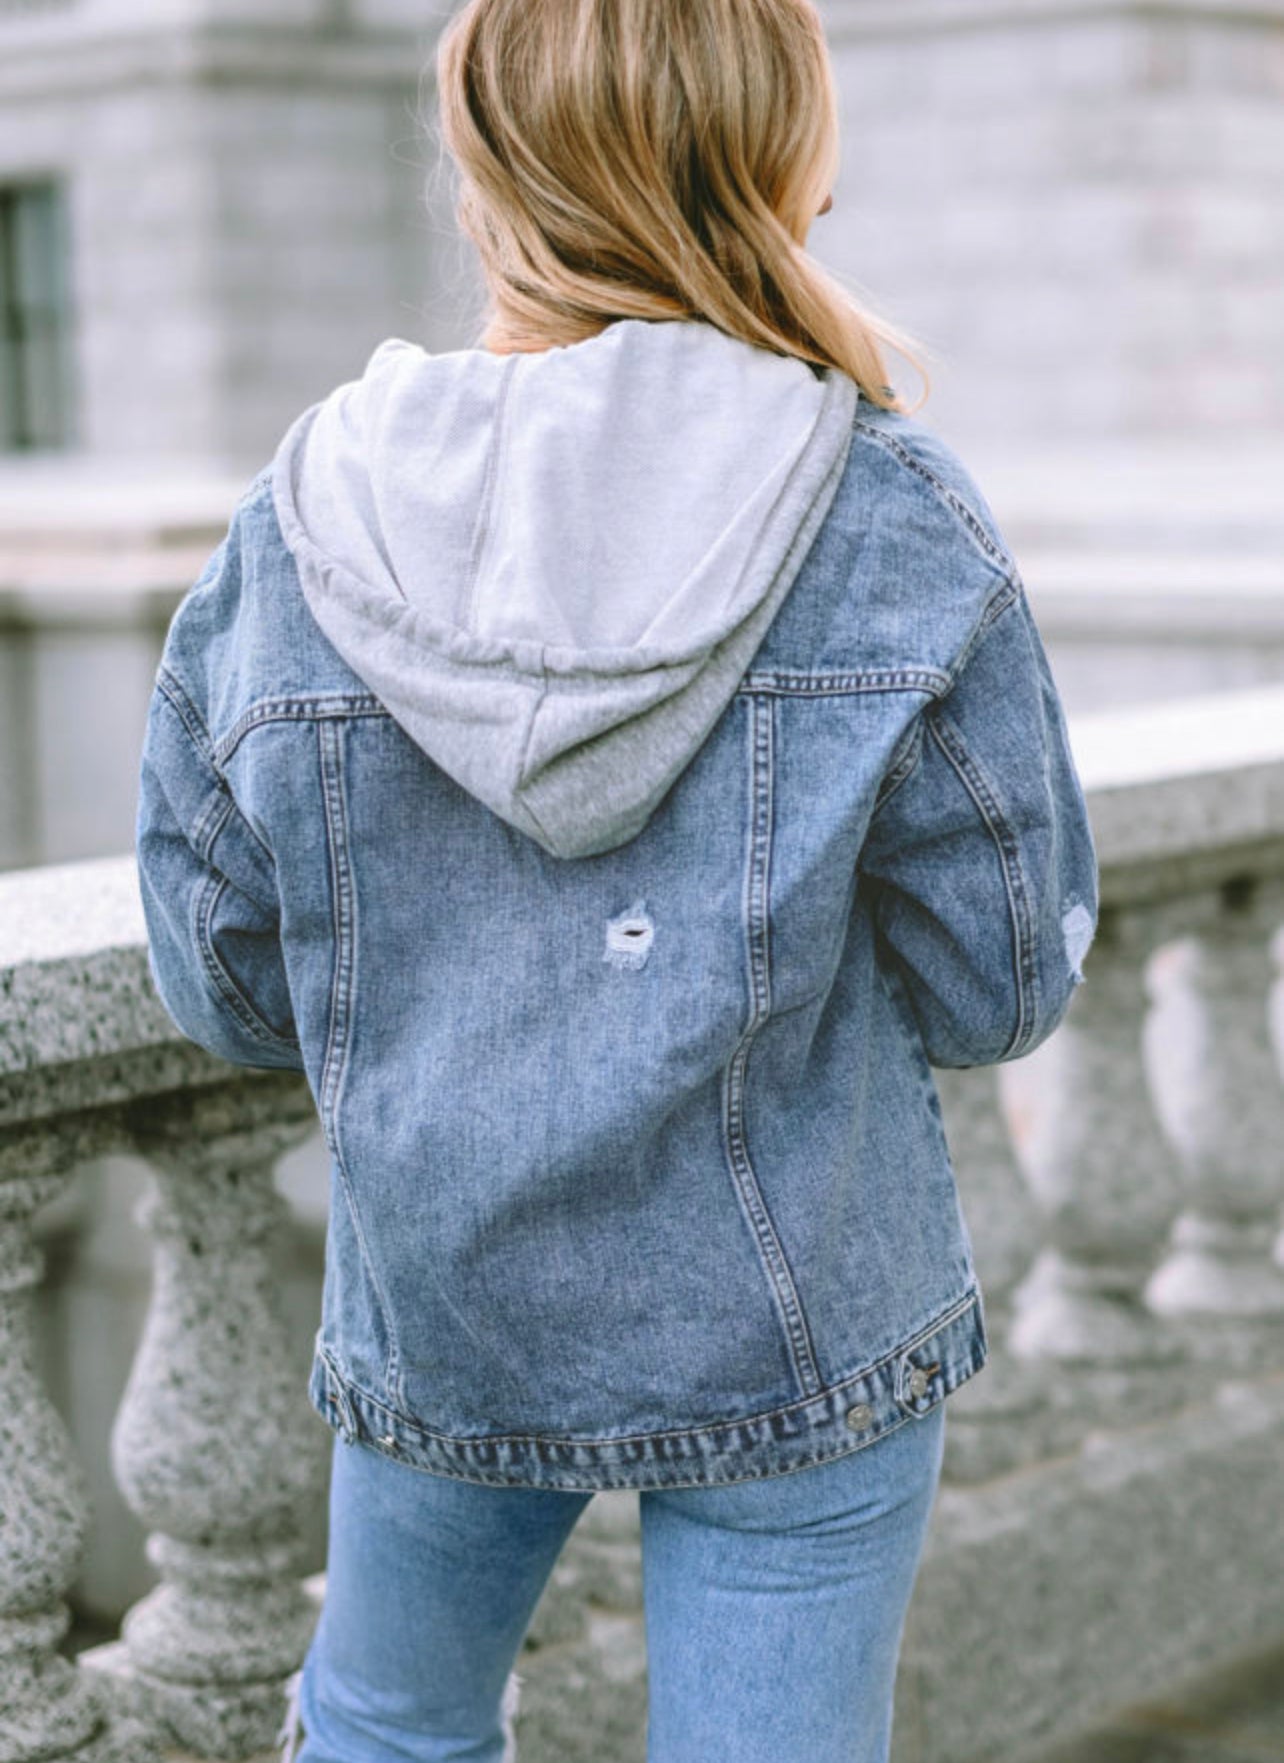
[0,853,314,1125]
[893,1374,1284,1761]
[0,856,197,1102]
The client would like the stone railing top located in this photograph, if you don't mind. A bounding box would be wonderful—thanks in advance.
[0,852,142,973]
[1071,685,1284,904]
[0,855,234,1128]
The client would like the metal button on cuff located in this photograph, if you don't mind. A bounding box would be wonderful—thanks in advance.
[844,1403,874,1432]
[908,1367,932,1400]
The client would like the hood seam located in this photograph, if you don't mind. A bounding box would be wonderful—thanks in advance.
[461,354,521,636]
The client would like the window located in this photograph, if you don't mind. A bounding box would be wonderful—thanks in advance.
[0,181,74,451]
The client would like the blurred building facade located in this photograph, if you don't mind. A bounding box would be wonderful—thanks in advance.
[3,1,1284,874]
[0,0,469,868]
[2,0,1281,467]
[0,0,470,470]
[823,0,1284,449]
[1,0,1283,872]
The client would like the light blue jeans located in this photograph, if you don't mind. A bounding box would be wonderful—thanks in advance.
[286,1405,946,1763]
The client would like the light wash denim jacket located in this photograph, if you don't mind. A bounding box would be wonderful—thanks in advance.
[136,320,1098,1491]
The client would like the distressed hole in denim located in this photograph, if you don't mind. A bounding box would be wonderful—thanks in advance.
[604,900,654,971]
[1062,900,1095,984]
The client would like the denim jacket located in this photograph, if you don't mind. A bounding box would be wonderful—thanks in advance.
[136,321,1098,1491]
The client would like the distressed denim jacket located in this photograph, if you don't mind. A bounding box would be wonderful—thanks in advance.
[136,321,1098,1491]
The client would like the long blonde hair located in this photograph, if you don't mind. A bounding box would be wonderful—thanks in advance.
[433,0,925,411]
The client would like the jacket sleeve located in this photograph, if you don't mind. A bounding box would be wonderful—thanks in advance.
[135,664,305,1074]
[857,581,1098,1069]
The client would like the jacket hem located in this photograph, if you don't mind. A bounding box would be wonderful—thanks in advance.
[306,1284,987,1492]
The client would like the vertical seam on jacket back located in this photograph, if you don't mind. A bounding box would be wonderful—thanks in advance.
[926,711,1039,1058]
[318,717,403,1401]
[721,692,823,1398]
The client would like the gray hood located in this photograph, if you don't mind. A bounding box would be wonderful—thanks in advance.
[271,318,858,859]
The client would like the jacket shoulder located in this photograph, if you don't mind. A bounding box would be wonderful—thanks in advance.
[844,403,1017,584]
[757,400,1019,680]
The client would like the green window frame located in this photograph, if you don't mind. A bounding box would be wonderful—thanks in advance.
[0,180,75,451]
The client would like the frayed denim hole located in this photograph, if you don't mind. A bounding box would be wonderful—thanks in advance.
[603,900,654,972]
[1061,899,1095,984]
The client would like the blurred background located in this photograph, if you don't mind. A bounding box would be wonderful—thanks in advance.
[1,0,1282,870]
[1,2,1281,1758]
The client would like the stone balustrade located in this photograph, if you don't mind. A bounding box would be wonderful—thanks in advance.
[2,684,1283,1763]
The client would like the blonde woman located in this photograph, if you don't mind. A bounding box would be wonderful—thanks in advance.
[135,1,1098,1758]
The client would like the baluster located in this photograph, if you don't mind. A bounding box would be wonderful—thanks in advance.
[0,1119,140,1763]
[1144,879,1284,1353]
[997,904,1189,1416]
[934,1065,1051,1481]
[80,1076,326,1760]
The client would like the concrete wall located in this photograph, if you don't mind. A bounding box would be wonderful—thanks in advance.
[0,3,469,470]
[3,1,1281,466]
[816,0,1284,449]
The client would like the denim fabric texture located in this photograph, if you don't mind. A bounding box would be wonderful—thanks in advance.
[286,1405,946,1763]
[135,322,1098,1493]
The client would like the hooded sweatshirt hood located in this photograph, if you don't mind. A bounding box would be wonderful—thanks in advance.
[271,318,858,859]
